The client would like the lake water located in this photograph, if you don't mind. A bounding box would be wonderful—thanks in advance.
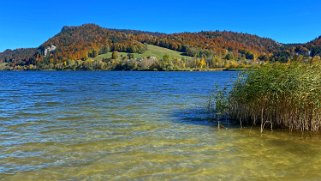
[1,71,321,180]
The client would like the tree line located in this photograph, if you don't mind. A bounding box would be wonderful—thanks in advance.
[1,23,321,70]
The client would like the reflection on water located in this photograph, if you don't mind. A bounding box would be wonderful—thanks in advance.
[1,71,321,180]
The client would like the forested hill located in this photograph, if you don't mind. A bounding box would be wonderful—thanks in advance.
[38,24,281,61]
[308,36,321,46]
[0,23,320,70]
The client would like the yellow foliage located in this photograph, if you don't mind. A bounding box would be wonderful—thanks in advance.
[199,57,206,69]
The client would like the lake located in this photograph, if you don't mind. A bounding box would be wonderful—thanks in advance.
[1,71,321,180]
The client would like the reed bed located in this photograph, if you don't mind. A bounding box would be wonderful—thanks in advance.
[211,62,321,133]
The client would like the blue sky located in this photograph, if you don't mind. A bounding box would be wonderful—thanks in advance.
[0,0,321,51]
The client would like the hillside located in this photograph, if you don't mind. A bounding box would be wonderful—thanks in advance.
[94,44,192,61]
[306,36,321,56]
[37,24,282,62]
[308,36,321,46]
[0,23,320,70]
[0,48,37,65]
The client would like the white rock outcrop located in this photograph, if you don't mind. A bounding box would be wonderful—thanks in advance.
[44,45,57,56]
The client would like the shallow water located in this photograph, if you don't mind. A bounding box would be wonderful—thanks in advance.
[1,71,321,180]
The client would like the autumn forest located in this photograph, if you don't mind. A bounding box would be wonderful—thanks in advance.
[1,23,321,70]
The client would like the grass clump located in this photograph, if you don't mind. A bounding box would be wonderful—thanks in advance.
[211,62,321,133]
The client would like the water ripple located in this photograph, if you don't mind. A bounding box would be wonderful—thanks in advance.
[1,71,321,180]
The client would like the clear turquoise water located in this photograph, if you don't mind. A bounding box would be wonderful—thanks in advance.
[1,71,321,180]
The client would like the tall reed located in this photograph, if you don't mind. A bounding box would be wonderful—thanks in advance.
[211,62,321,132]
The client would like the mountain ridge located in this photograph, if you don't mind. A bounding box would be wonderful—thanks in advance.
[0,23,320,69]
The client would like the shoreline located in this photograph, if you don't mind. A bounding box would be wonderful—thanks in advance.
[0,68,247,72]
